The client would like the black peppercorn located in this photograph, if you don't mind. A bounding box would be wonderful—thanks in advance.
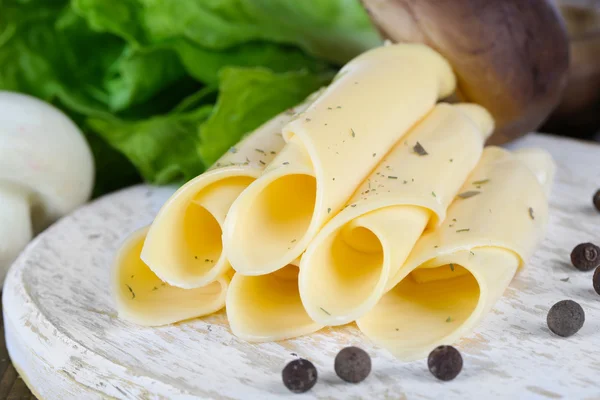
[547,300,585,337]
[334,346,371,383]
[593,266,600,295]
[427,345,463,381]
[570,243,600,271]
[282,358,317,393]
[594,190,600,212]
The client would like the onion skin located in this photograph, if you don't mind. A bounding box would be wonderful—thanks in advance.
[360,0,570,144]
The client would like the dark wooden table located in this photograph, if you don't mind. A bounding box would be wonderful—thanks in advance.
[0,298,36,400]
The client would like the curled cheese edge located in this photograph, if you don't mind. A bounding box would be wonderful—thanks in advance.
[223,43,457,276]
[111,92,320,325]
[226,264,324,342]
[138,92,320,289]
[298,103,494,326]
[112,226,231,326]
[357,146,555,360]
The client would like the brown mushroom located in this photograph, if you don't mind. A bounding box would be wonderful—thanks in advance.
[542,3,600,139]
[360,0,570,144]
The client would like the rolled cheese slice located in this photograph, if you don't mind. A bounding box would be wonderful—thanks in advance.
[298,103,494,326]
[112,227,230,326]
[139,93,318,288]
[226,264,324,342]
[223,43,456,275]
[357,147,555,360]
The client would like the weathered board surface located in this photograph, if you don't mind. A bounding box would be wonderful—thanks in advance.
[3,133,600,400]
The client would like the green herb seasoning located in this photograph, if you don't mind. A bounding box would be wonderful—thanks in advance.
[449,159,454,163]
[255,148,265,154]
[372,153,376,157]
[283,162,289,165]
[259,160,266,165]
[152,286,158,291]
[456,228,470,233]
[328,208,331,213]
[388,176,398,180]
[229,147,238,154]
[413,142,428,156]
[472,179,489,186]
[351,129,356,138]
[528,207,535,220]
[126,284,135,300]
[446,317,452,323]
[320,307,331,315]
[450,263,455,272]
[432,192,437,197]
[458,191,480,199]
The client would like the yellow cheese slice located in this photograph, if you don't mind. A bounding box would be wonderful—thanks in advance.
[298,103,493,326]
[223,43,456,275]
[226,264,324,342]
[357,147,555,360]
[139,93,319,288]
[112,227,229,326]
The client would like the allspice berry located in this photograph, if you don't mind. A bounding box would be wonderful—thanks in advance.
[334,347,371,383]
[282,359,318,393]
[593,266,600,296]
[427,345,463,381]
[571,243,600,271]
[547,300,585,337]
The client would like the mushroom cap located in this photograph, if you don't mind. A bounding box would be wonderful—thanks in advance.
[543,4,600,137]
[360,0,570,144]
[0,91,94,229]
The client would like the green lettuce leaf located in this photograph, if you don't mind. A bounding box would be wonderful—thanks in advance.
[72,0,381,65]
[104,46,187,112]
[173,39,329,86]
[87,67,330,185]
[87,105,213,185]
[199,67,331,166]
[1,0,378,196]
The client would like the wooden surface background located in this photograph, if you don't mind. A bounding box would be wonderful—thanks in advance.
[2,133,600,399]
[0,299,36,400]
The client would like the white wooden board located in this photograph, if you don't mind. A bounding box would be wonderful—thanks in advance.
[3,133,600,400]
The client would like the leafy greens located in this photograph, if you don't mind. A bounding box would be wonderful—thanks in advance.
[0,0,380,196]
